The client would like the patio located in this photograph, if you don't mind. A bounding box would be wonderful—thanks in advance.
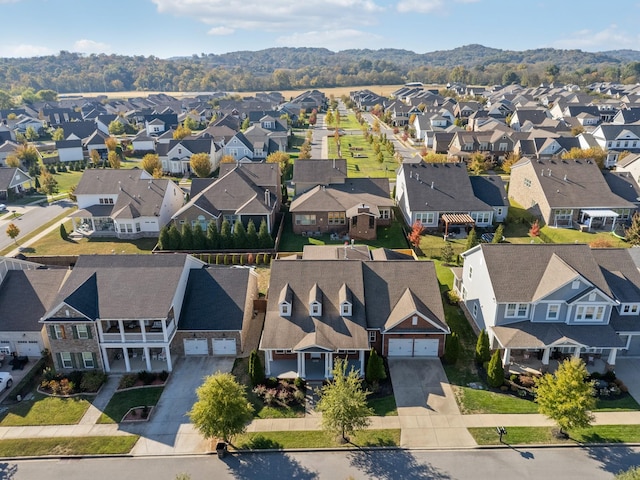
[507,351,609,376]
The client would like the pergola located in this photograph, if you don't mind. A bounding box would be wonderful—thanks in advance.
[441,213,475,237]
[579,209,619,232]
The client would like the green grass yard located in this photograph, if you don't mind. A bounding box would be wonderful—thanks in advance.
[470,425,640,445]
[97,386,164,424]
[327,132,398,179]
[234,429,401,450]
[0,436,139,457]
[0,394,92,426]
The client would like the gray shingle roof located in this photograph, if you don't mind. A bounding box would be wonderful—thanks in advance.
[290,178,392,213]
[292,159,347,185]
[469,175,509,208]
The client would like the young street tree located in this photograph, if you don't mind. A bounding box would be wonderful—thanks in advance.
[141,153,162,175]
[534,357,595,436]
[188,372,254,444]
[316,358,373,443]
[190,153,212,178]
[6,223,19,244]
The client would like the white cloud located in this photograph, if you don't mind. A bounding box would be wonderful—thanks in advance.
[152,0,384,33]
[0,44,52,57]
[396,0,479,14]
[277,29,383,50]
[552,25,640,51]
[208,26,234,36]
[72,39,111,54]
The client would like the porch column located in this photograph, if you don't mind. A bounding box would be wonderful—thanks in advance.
[298,352,306,378]
[118,320,125,342]
[265,350,272,376]
[101,346,111,373]
[573,346,581,358]
[541,347,550,365]
[96,321,105,343]
[607,348,617,368]
[123,348,131,372]
[324,353,331,379]
[144,347,152,371]
[165,347,173,372]
[502,348,511,366]
[359,350,365,377]
[141,324,147,342]
[90,218,96,230]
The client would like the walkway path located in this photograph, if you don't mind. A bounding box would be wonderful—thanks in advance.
[78,375,121,425]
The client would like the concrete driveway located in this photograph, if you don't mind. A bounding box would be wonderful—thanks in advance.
[611,358,640,403]
[129,356,234,455]
[388,358,475,447]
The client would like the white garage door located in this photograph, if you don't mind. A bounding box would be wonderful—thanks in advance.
[212,338,237,356]
[16,340,41,357]
[388,338,439,357]
[388,339,414,357]
[184,338,208,355]
[413,339,439,357]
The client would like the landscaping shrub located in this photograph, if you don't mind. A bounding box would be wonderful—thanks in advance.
[159,370,169,382]
[475,329,490,364]
[59,378,75,396]
[294,377,305,390]
[602,370,617,382]
[263,388,277,406]
[80,371,107,392]
[67,370,83,388]
[487,350,505,388]
[293,389,306,404]
[248,350,264,387]
[444,332,461,365]
[265,376,278,388]
[446,290,460,305]
[118,374,137,390]
[137,370,155,385]
[518,374,536,388]
[365,348,386,389]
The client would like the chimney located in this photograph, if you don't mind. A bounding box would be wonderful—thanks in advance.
[431,181,434,189]
[416,173,420,181]
[410,171,413,179]
[548,169,552,176]
[563,174,567,181]
[541,169,544,177]
[265,189,271,207]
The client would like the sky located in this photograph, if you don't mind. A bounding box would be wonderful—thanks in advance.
[1,0,639,58]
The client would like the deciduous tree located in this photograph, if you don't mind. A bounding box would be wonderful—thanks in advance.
[108,150,121,169]
[39,169,58,195]
[190,153,212,178]
[316,358,373,443]
[141,153,162,175]
[108,121,125,135]
[173,125,192,140]
[266,151,289,173]
[52,127,65,141]
[534,358,595,435]
[6,223,19,244]
[188,372,254,444]
[105,136,118,152]
[407,221,423,248]
[626,213,640,246]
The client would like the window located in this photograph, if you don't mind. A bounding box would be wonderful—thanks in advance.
[311,303,321,316]
[622,304,639,315]
[295,214,316,226]
[328,212,346,225]
[280,303,290,317]
[524,178,531,188]
[499,142,508,151]
[473,304,478,318]
[99,198,114,205]
[468,266,473,280]
[135,223,141,233]
[379,209,390,220]
[415,212,435,224]
[572,280,580,290]
[53,325,65,339]
[575,305,605,322]
[412,316,418,326]
[60,352,73,369]
[471,212,491,224]
[223,214,238,225]
[369,331,377,343]
[76,325,89,339]
[506,303,529,318]
[546,304,561,320]
[341,303,352,316]
[82,352,95,369]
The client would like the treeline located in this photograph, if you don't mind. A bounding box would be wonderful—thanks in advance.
[158,218,274,251]
[1,45,640,95]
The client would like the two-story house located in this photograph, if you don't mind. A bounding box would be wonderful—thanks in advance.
[453,244,640,370]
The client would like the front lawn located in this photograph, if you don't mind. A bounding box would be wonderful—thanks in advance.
[368,394,398,416]
[97,386,164,424]
[0,436,139,456]
[454,386,538,415]
[51,170,83,193]
[327,132,398,179]
[24,220,157,255]
[234,429,401,449]
[0,394,92,426]
[469,424,640,445]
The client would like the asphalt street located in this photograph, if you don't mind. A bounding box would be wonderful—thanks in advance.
[2,446,636,479]
[0,200,74,251]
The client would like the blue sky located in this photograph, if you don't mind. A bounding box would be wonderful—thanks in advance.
[1,0,639,58]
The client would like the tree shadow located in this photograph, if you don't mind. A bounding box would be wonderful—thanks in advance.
[236,434,284,450]
[502,442,535,460]
[0,462,18,479]
[581,443,640,476]
[349,449,452,480]
[223,451,317,480]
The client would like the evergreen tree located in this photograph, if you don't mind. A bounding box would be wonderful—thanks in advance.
[492,224,504,243]
[475,329,490,365]
[181,223,194,250]
[365,348,386,390]
[192,223,207,250]
[158,225,171,250]
[220,219,233,249]
[465,228,479,251]
[487,350,505,388]
[168,224,181,250]
[248,350,264,387]
[233,220,248,249]
[258,219,272,248]
[440,242,454,264]
[59,223,68,241]
[246,219,259,249]
[207,222,220,249]
[626,213,640,246]
[443,332,461,365]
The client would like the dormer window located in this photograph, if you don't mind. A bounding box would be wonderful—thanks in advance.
[280,303,291,317]
[339,284,352,317]
[309,283,323,317]
[311,303,321,316]
[621,304,639,316]
[341,302,352,317]
[279,283,292,317]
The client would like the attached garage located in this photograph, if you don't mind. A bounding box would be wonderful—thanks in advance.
[184,338,208,355]
[387,338,439,357]
[212,338,237,356]
[16,340,41,357]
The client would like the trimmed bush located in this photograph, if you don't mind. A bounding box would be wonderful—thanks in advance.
[365,348,386,386]
[444,332,461,365]
[487,350,505,388]
[248,350,264,387]
[475,329,490,364]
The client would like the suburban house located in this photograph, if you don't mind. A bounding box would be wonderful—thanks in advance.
[0,141,19,167]
[0,167,33,200]
[454,244,640,369]
[173,266,259,356]
[290,177,394,240]
[586,124,640,167]
[70,169,184,238]
[291,158,348,196]
[615,153,640,184]
[56,139,84,163]
[395,161,503,232]
[260,259,449,380]
[0,256,68,358]
[509,157,637,230]
[171,163,280,234]
[161,138,220,175]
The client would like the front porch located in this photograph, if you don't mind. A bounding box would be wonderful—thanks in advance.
[265,350,365,380]
[101,345,173,373]
[503,346,617,375]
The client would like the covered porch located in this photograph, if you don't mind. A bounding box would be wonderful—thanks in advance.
[441,213,475,239]
[69,206,115,236]
[264,349,365,381]
[101,345,172,373]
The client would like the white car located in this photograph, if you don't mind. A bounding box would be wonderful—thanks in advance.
[0,372,13,390]
[0,204,6,212]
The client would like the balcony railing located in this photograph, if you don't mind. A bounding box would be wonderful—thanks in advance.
[100,323,175,343]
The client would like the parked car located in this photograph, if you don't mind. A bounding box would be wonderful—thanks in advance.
[0,204,6,212]
[0,372,13,390]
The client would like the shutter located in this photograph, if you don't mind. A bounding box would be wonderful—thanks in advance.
[92,352,97,369]
[72,326,78,339]
[56,352,63,369]
[49,325,56,339]
[87,326,93,339]
[70,353,77,369]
